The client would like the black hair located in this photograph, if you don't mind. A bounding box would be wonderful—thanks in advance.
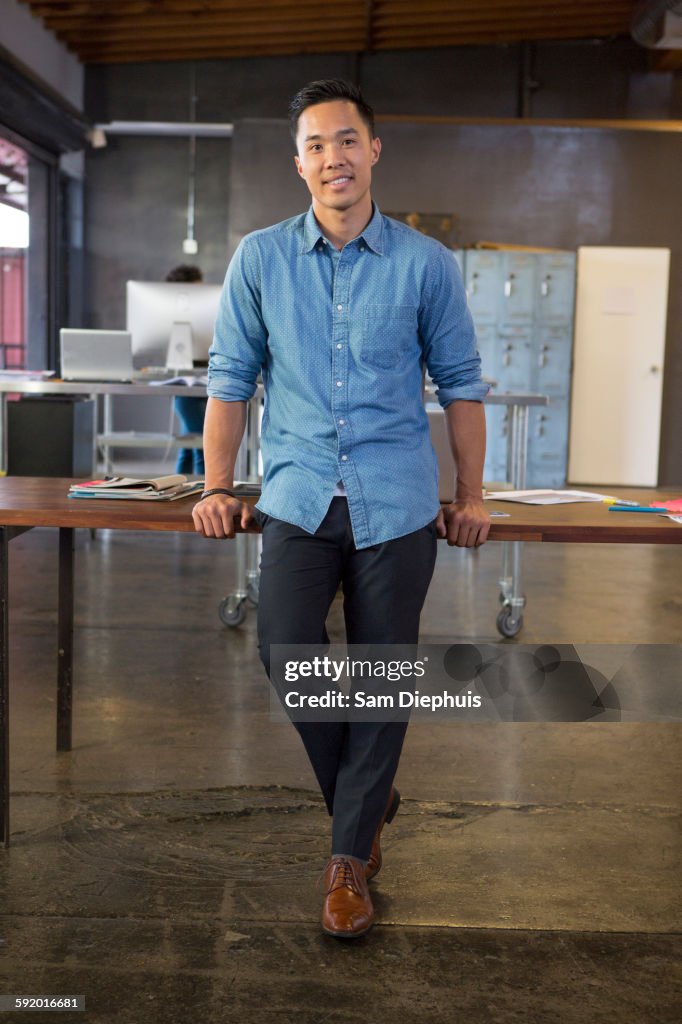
[288,79,375,143]
[165,264,203,283]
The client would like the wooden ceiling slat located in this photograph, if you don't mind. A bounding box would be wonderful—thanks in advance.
[55,16,366,43]
[39,5,363,31]
[47,12,366,34]
[77,31,365,57]
[377,25,635,47]
[58,17,367,43]
[60,16,631,54]
[46,2,633,37]
[19,0,649,65]
[375,0,630,13]
[27,0,632,19]
[63,25,367,48]
[374,5,633,29]
[375,15,632,40]
[374,0,630,9]
[26,0,344,17]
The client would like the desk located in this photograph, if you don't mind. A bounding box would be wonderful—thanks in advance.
[1,477,680,847]
[0,379,546,481]
[0,379,208,475]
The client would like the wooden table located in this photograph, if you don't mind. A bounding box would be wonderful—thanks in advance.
[1,477,680,846]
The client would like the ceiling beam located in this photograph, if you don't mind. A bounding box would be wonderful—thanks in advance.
[375,0,633,14]
[56,11,634,51]
[24,0,631,11]
[26,0,344,17]
[374,6,633,29]
[55,16,367,43]
[375,17,631,41]
[374,26,630,48]
[46,3,633,38]
[40,5,367,31]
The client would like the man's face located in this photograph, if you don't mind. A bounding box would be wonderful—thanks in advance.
[294,99,381,215]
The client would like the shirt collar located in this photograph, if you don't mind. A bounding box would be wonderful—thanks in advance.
[300,202,384,256]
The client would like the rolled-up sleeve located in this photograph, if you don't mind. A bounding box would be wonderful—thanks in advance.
[208,237,267,402]
[420,247,490,409]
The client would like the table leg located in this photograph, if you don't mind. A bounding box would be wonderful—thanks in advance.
[90,392,98,476]
[103,394,113,475]
[57,528,74,752]
[498,403,529,638]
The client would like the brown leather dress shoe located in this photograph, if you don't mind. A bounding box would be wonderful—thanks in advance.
[366,786,401,881]
[321,855,374,938]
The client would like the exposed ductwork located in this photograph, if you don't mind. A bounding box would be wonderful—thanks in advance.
[631,0,682,48]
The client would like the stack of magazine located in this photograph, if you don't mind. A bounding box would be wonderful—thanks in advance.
[68,475,204,501]
[68,476,262,502]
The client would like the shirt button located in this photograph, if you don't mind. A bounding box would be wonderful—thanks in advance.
[360,246,365,252]
[336,304,343,311]
[338,419,345,425]
[336,343,342,349]
[341,455,348,461]
[336,381,343,387]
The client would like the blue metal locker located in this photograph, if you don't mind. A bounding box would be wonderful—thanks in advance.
[499,252,536,325]
[483,404,509,485]
[461,247,576,489]
[464,251,500,324]
[494,325,534,393]
[527,398,570,487]
[474,323,497,387]
[532,325,573,396]
[535,253,576,324]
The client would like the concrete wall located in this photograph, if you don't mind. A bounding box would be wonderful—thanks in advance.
[83,42,682,482]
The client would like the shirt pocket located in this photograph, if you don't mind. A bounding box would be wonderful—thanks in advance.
[361,304,417,370]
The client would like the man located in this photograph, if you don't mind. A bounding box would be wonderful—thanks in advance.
[165,264,207,475]
[193,79,490,939]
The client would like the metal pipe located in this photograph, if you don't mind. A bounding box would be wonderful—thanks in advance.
[93,122,234,138]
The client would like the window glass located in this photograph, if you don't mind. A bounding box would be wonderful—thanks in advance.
[0,137,28,370]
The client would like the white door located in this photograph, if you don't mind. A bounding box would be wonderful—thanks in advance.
[568,246,670,487]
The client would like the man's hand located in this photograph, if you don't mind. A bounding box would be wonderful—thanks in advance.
[192,494,254,539]
[436,498,490,547]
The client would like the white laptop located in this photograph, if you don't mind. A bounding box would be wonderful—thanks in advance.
[60,329,135,382]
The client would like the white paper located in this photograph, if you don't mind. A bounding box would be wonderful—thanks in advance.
[484,489,618,505]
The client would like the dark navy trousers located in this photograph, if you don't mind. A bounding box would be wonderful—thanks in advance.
[254,498,438,861]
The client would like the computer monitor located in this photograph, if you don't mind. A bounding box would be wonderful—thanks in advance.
[126,281,222,368]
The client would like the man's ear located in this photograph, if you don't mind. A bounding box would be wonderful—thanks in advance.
[294,153,305,180]
[370,136,381,166]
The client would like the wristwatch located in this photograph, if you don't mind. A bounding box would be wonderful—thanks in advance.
[199,487,236,500]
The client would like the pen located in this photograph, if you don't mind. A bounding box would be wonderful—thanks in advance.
[608,506,667,513]
[601,498,640,506]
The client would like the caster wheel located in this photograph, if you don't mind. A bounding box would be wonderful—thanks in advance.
[496,607,523,638]
[246,581,260,608]
[219,596,247,628]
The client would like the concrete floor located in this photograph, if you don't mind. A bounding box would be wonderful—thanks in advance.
[1,513,681,1023]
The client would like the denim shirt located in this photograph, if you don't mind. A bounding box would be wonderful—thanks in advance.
[208,203,488,549]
